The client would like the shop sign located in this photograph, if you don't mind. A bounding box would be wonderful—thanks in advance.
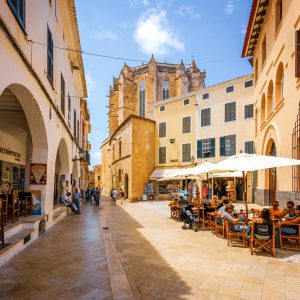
[30,164,47,185]
[0,147,22,163]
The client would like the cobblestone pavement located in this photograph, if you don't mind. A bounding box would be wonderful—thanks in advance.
[0,204,112,300]
[101,197,300,300]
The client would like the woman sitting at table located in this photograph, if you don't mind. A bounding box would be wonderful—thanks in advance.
[252,208,272,224]
[275,205,300,248]
[270,201,284,219]
[283,201,297,220]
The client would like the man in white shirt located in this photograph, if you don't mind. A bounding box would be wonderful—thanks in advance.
[62,192,77,213]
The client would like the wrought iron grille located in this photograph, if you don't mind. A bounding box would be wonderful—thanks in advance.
[292,104,300,191]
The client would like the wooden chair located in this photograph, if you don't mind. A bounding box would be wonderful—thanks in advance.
[279,223,300,250]
[8,197,20,223]
[250,222,275,256]
[226,220,248,247]
[201,208,216,231]
[215,214,226,238]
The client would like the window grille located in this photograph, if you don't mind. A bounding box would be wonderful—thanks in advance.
[292,104,300,191]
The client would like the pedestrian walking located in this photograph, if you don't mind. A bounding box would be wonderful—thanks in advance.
[111,188,118,205]
[72,188,81,214]
[119,188,125,205]
[95,187,100,206]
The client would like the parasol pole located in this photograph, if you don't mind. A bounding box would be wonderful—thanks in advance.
[242,170,249,220]
[206,173,209,200]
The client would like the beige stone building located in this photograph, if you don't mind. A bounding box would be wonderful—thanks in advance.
[102,58,205,200]
[93,164,102,189]
[242,0,300,206]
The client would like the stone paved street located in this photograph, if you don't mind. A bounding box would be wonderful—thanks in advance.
[101,197,300,300]
[0,204,112,300]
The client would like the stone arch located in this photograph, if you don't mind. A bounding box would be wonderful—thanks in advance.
[261,93,266,125]
[275,62,284,106]
[267,80,274,116]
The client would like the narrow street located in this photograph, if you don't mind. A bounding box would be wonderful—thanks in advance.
[0,204,112,300]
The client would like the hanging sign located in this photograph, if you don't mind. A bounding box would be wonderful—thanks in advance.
[30,164,47,185]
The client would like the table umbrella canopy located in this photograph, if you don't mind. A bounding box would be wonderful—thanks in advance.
[212,153,300,172]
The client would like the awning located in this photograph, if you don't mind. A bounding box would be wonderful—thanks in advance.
[149,168,186,180]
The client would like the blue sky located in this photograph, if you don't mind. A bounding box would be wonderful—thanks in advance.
[75,0,253,167]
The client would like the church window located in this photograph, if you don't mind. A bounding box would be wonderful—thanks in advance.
[162,80,169,100]
[140,80,146,117]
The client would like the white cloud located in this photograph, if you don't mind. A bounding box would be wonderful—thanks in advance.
[85,70,95,93]
[175,5,201,20]
[92,151,102,161]
[133,9,184,56]
[224,0,235,15]
[95,30,119,41]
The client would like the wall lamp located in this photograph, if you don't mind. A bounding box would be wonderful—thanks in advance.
[170,138,175,144]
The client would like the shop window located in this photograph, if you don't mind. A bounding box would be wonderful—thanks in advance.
[47,25,54,83]
[197,138,215,158]
[162,80,169,100]
[60,74,65,115]
[244,104,253,119]
[220,135,236,156]
[7,0,25,29]
[139,80,146,117]
[159,147,166,164]
[159,122,166,138]
[182,116,191,133]
[225,102,236,122]
[182,143,191,163]
[201,108,211,126]
[245,141,254,154]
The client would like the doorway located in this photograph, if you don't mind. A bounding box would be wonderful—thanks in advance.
[124,173,128,198]
[268,141,277,205]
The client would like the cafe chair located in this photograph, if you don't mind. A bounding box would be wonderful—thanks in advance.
[279,223,300,250]
[226,220,247,247]
[8,197,20,223]
[215,214,226,238]
[250,222,275,257]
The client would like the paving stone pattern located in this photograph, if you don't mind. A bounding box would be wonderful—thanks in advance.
[0,204,112,300]
[102,198,300,300]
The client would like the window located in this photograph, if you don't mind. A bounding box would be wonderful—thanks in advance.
[119,169,121,182]
[201,108,211,126]
[245,80,253,88]
[182,143,191,162]
[159,122,166,138]
[225,102,236,122]
[255,108,258,134]
[244,104,253,119]
[159,147,166,164]
[182,116,191,133]
[112,144,115,161]
[47,26,54,83]
[202,93,209,100]
[267,80,274,115]
[255,59,258,82]
[183,99,190,105]
[68,95,71,125]
[262,36,266,66]
[197,138,215,158]
[73,110,76,138]
[7,0,25,29]
[98,176,100,181]
[226,86,234,93]
[139,80,146,117]
[296,30,300,77]
[77,119,79,142]
[275,0,282,32]
[119,140,122,158]
[245,141,254,154]
[159,105,165,112]
[60,74,65,115]
[162,80,169,100]
[220,135,236,156]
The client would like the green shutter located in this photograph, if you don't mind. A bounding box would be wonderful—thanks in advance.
[220,136,225,156]
[210,138,215,157]
[230,135,236,155]
[197,140,202,158]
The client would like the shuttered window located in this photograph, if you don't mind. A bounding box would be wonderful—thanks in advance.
[60,74,65,115]
[183,99,190,105]
[296,30,300,77]
[7,0,25,29]
[73,110,76,139]
[245,141,254,154]
[220,135,236,156]
[182,144,191,162]
[245,80,253,88]
[47,25,54,83]
[201,108,211,126]
[159,122,166,138]
[225,102,236,122]
[68,95,71,126]
[202,93,209,100]
[159,147,166,164]
[244,104,253,119]
[160,106,165,112]
[182,116,191,133]
[226,86,234,93]
[197,138,215,158]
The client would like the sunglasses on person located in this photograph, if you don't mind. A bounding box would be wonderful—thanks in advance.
[287,205,293,208]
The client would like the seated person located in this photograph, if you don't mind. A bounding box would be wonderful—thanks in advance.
[218,198,229,214]
[252,208,272,224]
[221,204,249,233]
[178,196,187,206]
[270,201,284,219]
[63,192,78,213]
[275,205,300,248]
[209,195,218,207]
[283,201,297,220]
